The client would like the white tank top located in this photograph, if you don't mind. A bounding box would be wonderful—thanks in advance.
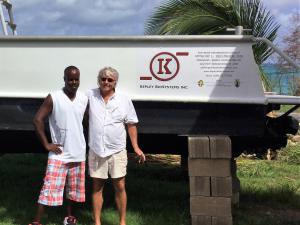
[48,89,88,162]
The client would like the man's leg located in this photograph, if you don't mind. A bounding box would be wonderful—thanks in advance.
[66,199,73,216]
[64,199,78,225]
[65,161,86,218]
[32,159,67,224]
[32,203,45,223]
[112,177,127,225]
[92,178,106,225]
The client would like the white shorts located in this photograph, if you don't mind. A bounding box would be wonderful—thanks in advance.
[88,149,128,179]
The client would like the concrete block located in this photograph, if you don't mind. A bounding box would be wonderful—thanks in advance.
[188,136,210,158]
[191,215,212,225]
[209,136,232,159]
[212,216,233,225]
[190,176,211,196]
[190,196,232,217]
[189,159,231,177]
[211,177,233,197]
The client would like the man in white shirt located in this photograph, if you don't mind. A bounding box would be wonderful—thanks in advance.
[30,66,88,225]
[86,66,146,225]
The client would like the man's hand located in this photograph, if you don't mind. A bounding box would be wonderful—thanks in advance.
[46,143,63,154]
[127,123,145,163]
[135,148,146,164]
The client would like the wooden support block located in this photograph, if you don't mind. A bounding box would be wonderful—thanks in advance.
[189,159,231,177]
[190,196,232,217]
[191,215,212,225]
[212,216,233,225]
[188,136,210,158]
[209,136,232,159]
[211,177,233,197]
[190,176,211,196]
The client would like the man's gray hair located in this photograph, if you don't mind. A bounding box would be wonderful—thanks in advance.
[97,67,119,82]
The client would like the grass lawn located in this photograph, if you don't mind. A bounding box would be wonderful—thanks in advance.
[235,158,300,225]
[278,105,300,113]
[0,146,299,225]
[0,153,189,225]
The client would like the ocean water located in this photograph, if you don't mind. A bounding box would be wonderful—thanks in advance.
[262,64,300,95]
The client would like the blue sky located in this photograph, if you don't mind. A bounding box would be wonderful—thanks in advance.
[2,0,299,42]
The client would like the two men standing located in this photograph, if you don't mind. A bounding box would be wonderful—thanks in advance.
[30,66,145,225]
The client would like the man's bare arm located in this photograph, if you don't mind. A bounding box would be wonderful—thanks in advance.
[127,123,145,163]
[33,94,62,154]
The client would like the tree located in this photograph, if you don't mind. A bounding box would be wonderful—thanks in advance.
[275,12,300,95]
[145,0,280,90]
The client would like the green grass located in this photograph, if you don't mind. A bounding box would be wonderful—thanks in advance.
[236,159,300,224]
[235,142,300,225]
[278,105,300,113]
[277,144,300,164]
[0,153,189,225]
[0,145,299,225]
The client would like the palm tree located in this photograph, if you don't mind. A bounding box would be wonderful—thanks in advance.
[145,0,280,90]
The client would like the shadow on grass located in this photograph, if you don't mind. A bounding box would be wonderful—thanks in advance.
[0,153,94,224]
[234,184,300,225]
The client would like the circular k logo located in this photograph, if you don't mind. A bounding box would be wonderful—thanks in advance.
[149,52,180,81]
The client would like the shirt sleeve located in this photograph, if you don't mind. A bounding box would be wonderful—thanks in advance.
[125,98,138,124]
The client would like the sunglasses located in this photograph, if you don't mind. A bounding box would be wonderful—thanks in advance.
[100,77,115,83]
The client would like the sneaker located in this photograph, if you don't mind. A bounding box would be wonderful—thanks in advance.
[29,222,41,225]
[63,216,77,225]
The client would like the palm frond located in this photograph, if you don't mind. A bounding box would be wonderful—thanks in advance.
[145,0,280,65]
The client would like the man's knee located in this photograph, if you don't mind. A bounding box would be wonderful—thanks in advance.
[113,177,126,193]
[92,178,106,192]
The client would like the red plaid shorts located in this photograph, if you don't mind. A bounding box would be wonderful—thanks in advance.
[38,159,85,206]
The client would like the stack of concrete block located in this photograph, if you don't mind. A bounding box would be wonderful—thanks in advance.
[188,136,239,225]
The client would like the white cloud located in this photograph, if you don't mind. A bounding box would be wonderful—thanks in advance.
[41,11,62,21]
[262,0,298,9]
[8,0,166,35]
[7,0,296,37]
[12,0,41,9]
[105,0,143,10]
[261,0,299,18]
[94,0,104,8]
[55,0,78,7]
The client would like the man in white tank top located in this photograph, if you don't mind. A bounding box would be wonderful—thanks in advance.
[29,66,88,225]
[86,67,146,225]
